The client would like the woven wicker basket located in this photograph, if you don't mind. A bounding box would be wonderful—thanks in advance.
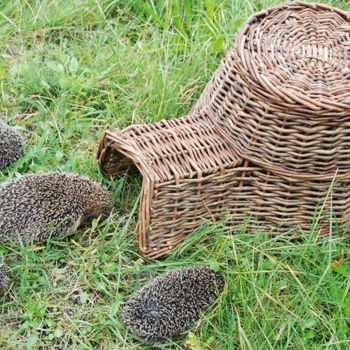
[193,1,350,175]
[98,1,350,259]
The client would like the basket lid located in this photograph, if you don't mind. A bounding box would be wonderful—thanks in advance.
[199,1,350,176]
[236,1,350,114]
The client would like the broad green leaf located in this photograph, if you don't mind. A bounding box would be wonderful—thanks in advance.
[27,332,39,349]
[213,35,224,52]
[69,56,79,74]
[80,292,89,304]
[343,301,350,317]
[54,328,64,338]
[302,318,317,330]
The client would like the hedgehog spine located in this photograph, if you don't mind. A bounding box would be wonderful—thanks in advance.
[121,266,225,344]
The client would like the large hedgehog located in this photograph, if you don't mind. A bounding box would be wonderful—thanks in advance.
[0,172,111,291]
[0,120,25,171]
[121,266,225,344]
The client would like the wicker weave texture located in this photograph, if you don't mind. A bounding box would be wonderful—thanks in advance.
[98,110,243,258]
[98,110,240,183]
[98,109,350,259]
[98,1,350,259]
[193,1,350,175]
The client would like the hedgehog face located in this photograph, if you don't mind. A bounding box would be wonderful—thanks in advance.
[81,183,111,225]
[121,266,225,344]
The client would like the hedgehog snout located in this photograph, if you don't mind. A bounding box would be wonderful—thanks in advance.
[82,188,111,225]
[80,209,107,227]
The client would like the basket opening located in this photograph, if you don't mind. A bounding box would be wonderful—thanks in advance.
[102,146,141,178]
[101,146,144,213]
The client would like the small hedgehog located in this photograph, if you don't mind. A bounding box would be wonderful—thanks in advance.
[0,172,111,292]
[121,266,225,344]
[0,120,25,171]
[0,257,9,294]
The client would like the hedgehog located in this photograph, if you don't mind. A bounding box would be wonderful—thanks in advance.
[0,257,9,294]
[121,266,225,344]
[0,172,111,245]
[0,172,111,292]
[0,120,25,171]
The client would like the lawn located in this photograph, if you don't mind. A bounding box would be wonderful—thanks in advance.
[1,0,350,349]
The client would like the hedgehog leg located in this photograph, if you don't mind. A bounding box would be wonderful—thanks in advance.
[0,255,10,294]
[46,215,81,241]
[48,214,86,240]
[71,214,84,230]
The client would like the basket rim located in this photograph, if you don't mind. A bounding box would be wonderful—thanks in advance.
[233,1,350,114]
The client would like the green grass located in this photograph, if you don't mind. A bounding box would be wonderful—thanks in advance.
[1,0,350,349]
